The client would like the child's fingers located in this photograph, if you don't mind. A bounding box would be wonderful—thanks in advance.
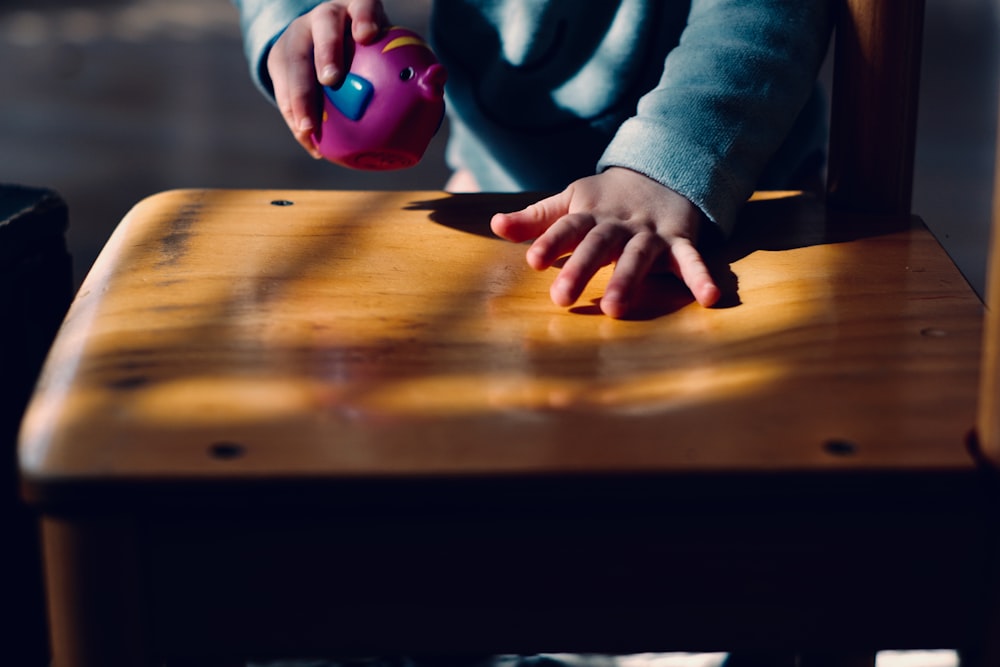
[306,0,387,89]
[490,189,573,243]
[525,213,596,271]
[285,51,322,152]
[290,58,319,127]
[600,232,667,318]
[311,3,349,86]
[269,33,322,157]
[669,238,721,307]
[311,1,387,84]
[348,0,388,42]
[547,221,630,307]
[270,62,291,127]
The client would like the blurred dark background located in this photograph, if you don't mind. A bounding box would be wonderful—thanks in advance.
[1,0,997,293]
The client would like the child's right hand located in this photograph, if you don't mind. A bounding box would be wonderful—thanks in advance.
[266,0,389,158]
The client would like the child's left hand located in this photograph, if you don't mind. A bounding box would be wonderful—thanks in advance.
[490,167,722,318]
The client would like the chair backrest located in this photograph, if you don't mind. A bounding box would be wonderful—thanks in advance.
[827,0,925,215]
[978,112,1000,461]
[833,0,1000,470]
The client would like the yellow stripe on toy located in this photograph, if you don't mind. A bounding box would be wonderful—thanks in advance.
[382,35,428,53]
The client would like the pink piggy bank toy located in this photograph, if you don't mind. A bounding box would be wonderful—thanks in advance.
[312,27,447,170]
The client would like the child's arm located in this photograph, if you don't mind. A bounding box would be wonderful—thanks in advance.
[493,0,832,318]
[491,167,721,318]
[597,0,833,239]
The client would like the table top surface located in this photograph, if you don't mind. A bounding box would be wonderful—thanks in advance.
[18,189,985,499]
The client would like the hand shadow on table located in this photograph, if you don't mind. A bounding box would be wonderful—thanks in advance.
[407,192,914,320]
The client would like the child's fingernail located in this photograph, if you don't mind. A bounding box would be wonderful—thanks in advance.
[298,117,314,132]
[320,65,337,85]
[358,21,378,37]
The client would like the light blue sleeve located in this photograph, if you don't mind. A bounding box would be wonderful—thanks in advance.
[597,0,833,234]
[230,0,326,99]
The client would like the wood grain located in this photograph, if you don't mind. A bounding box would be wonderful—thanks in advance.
[18,189,983,499]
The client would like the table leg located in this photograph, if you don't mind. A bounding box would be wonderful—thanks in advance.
[42,515,153,667]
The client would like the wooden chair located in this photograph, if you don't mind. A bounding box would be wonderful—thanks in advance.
[1,184,73,666]
[16,0,999,665]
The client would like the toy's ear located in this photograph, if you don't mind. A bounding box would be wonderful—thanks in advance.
[322,73,373,121]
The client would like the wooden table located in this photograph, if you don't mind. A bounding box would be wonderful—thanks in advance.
[18,190,992,666]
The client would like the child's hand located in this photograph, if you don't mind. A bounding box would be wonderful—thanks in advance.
[266,0,388,158]
[490,167,721,318]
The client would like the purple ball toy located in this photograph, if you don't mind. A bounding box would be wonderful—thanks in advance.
[312,27,447,171]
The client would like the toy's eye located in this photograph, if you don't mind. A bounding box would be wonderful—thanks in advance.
[400,67,415,81]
